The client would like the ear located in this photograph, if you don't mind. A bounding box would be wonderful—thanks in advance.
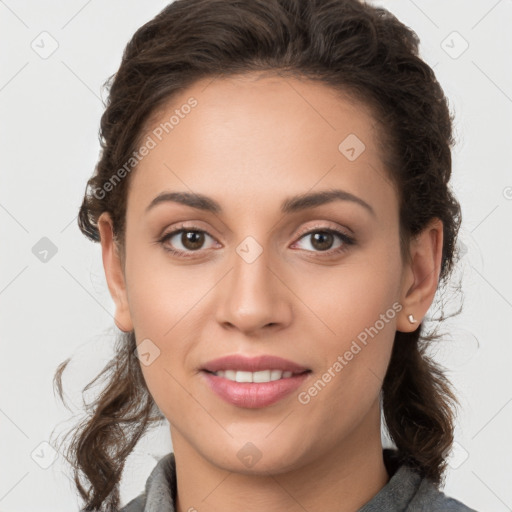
[396,218,443,333]
[97,212,134,332]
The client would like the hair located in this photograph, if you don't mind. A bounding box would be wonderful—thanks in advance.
[52,0,463,510]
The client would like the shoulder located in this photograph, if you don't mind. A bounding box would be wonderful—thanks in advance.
[365,449,479,512]
[410,478,477,512]
[119,493,146,512]
[119,452,176,512]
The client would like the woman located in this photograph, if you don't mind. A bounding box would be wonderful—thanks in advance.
[53,0,477,510]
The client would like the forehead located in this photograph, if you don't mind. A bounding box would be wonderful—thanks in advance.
[127,73,394,219]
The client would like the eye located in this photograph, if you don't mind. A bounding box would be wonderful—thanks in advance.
[157,224,218,257]
[157,223,355,258]
[292,227,355,255]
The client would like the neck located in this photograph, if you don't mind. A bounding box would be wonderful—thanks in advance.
[172,403,389,512]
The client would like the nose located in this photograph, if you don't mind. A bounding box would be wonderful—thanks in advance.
[215,245,293,335]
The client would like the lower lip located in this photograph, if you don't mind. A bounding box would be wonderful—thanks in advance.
[201,371,310,408]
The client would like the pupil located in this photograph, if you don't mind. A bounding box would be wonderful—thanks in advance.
[179,231,334,252]
[312,232,333,251]
[183,231,204,250]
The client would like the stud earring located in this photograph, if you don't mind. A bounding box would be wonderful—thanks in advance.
[408,314,417,324]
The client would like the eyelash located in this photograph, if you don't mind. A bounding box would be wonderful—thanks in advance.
[156,223,356,258]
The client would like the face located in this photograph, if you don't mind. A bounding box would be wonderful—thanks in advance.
[99,72,424,474]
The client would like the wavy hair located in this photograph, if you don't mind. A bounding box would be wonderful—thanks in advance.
[52,0,462,510]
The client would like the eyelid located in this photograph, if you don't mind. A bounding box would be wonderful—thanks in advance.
[157,222,218,255]
[291,224,355,254]
[294,221,353,239]
[158,221,355,257]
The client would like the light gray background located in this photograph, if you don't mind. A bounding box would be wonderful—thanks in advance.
[1,1,511,510]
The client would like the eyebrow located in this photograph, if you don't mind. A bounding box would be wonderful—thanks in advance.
[145,189,375,217]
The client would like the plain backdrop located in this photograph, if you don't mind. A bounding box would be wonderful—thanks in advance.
[1,1,511,511]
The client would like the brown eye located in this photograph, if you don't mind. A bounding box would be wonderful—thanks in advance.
[293,228,355,255]
[309,231,335,251]
[158,226,217,257]
[180,231,205,250]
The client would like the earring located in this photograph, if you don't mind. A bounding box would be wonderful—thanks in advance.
[408,314,417,324]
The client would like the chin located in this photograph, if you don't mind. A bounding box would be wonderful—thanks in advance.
[202,437,308,476]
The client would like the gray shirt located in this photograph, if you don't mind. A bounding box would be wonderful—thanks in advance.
[119,449,477,512]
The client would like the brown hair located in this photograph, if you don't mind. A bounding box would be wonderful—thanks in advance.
[52,0,462,510]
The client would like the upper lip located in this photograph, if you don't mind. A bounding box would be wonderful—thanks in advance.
[201,354,310,373]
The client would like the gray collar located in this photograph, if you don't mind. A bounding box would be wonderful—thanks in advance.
[121,449,474,512]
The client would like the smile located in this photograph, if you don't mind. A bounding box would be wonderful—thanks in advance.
[201,370,311,408]
[210,369,299,382]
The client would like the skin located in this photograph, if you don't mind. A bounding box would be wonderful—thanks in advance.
[98,72,443,512]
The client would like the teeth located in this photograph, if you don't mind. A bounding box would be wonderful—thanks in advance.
[235,370,253,383]
[253,370,271,383]
[224,369,236,381]
[270,369,282,381]
[213,369,296,382]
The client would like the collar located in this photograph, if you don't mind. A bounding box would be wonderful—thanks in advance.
[124,449,432,512]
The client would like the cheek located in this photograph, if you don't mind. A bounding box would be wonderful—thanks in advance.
[292,250,402,406]
[124,247,215,412]
[124,237,213,337]
[295,252,402,346]
[138,356,201,437]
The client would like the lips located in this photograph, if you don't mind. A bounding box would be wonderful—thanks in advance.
[200,354,311,408]
[201,354,310,373]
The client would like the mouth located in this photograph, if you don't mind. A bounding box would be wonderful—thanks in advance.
[203,368,309,382]
[201,353,310,374]
[200,354,312,408]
